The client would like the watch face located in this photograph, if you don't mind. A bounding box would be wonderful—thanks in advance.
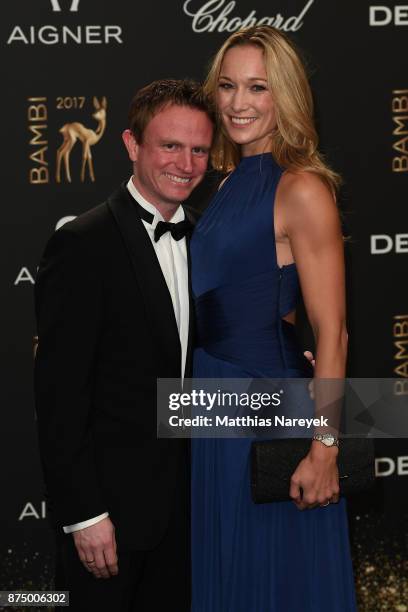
[323,434,334,447]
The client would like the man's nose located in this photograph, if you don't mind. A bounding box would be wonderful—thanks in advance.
[177,150,193,174]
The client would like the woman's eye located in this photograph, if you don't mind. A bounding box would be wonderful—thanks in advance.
[163,144,177,150]
[252,85,267,92]
[218,82,233,90]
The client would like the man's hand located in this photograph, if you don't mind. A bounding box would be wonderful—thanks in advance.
[303,350,315,367]
[304,351,316,398]
[73,517,118,579]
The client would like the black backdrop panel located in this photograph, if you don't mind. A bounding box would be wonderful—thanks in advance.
[1,1,407,608]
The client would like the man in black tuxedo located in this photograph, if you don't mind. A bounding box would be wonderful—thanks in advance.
[34,80,214,611]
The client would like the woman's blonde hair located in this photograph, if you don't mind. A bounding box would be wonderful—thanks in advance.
[204,26,340,193]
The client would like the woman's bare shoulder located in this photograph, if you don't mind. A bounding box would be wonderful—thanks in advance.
[277,170,337,228]
[279,170,333,205]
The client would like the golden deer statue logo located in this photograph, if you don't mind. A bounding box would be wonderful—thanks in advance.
[56,96,107,183]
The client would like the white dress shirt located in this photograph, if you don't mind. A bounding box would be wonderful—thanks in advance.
[63,177,190,533]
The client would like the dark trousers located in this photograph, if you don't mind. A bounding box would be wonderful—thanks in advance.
[55,498,190,611]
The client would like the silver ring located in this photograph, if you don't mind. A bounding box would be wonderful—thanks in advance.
[322,501,330,507]
[86,559,96,564]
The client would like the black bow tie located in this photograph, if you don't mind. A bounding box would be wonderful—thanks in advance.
[130,196,192,243]
[154,219,192,242]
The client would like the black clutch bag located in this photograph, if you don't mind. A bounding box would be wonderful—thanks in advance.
[250,438,375,503]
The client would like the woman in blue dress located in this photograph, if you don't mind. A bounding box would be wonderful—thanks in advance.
[190,26,357,611]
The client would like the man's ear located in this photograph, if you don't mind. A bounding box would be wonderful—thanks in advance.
[122,129,139,162]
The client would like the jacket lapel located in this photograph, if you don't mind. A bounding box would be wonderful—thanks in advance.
[107,184,181,376]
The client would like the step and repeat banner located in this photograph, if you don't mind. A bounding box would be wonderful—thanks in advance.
[1,1,407,609]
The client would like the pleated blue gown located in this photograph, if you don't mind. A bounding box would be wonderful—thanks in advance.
[190,153,357,612]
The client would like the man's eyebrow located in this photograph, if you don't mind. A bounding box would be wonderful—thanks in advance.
[159,139,181,145]
[159,140,210,149]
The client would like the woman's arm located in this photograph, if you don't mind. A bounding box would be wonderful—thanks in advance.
[276,170,347,510]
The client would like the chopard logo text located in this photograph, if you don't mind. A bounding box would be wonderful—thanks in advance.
[183,0,315,33]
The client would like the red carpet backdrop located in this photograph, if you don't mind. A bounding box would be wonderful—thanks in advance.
[1,1,407,609]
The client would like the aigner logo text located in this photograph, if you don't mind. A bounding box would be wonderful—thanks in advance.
[183,0,315,33]
[49,0,80,10]
[7,0,123,45]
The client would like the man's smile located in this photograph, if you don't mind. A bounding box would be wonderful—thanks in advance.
[164,172,192,184]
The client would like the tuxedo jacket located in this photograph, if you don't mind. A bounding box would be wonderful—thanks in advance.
[34,183,199,550]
